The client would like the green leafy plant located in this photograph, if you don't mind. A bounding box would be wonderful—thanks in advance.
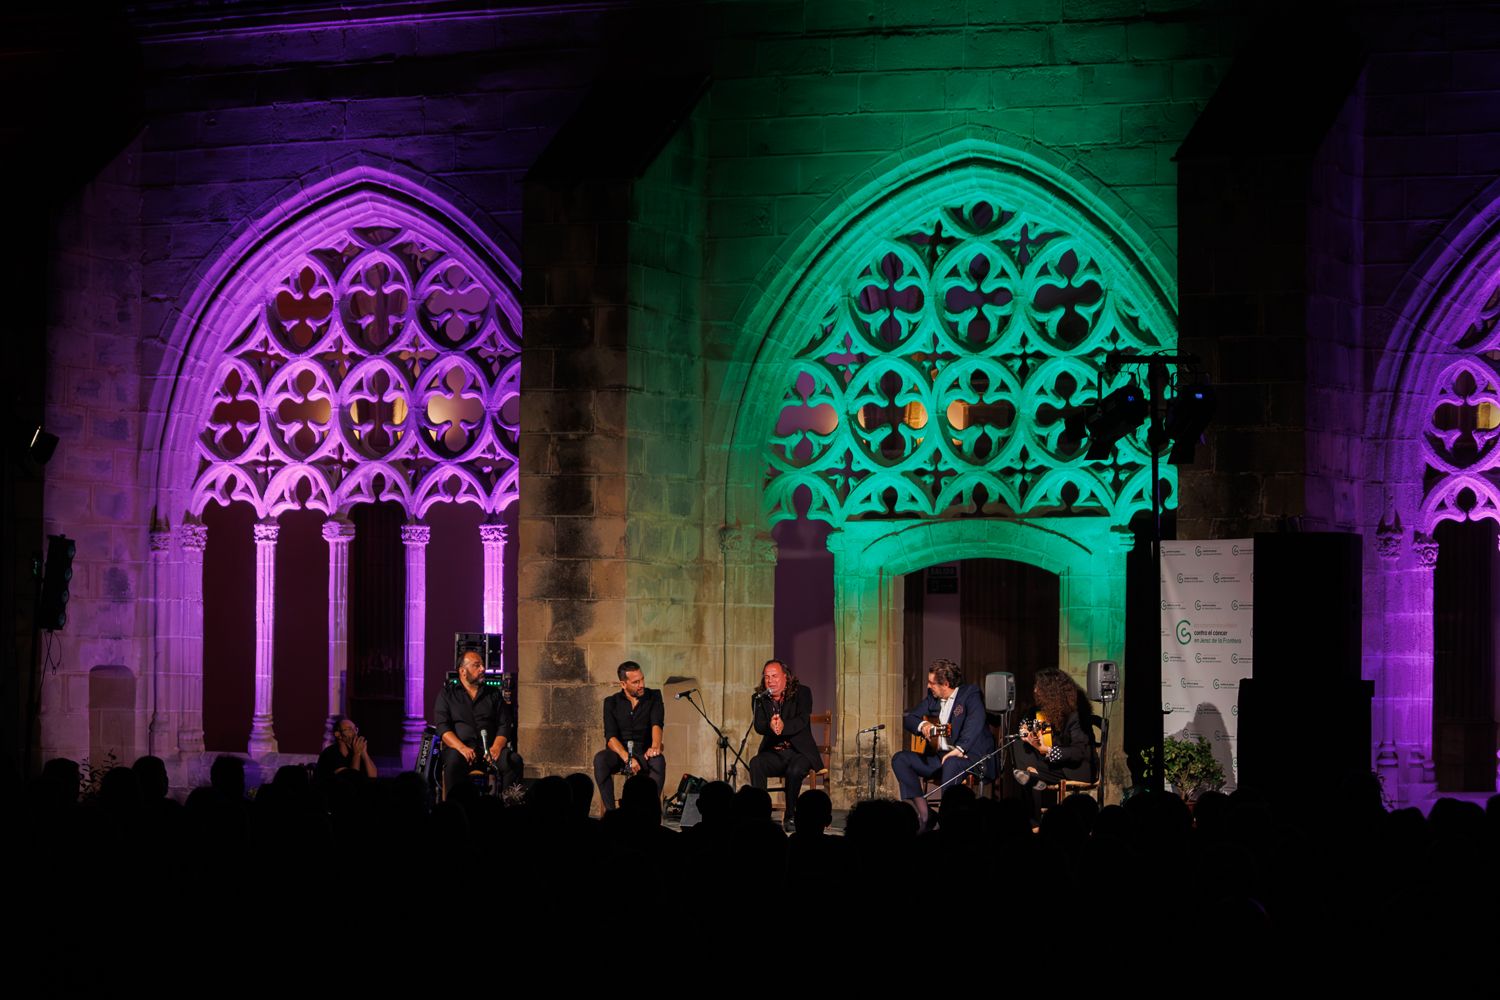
[79,749,120,800]
[1139,735,1226,802]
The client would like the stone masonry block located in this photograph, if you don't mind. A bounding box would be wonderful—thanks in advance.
[964,28,1050,67]
[1081,62,1173,104]
[550,684,602,727]
[536,641,590,683]
[779,74,862,117]
[526,724,591,766]
[1051,23,1126,64]
[859,72,943,113]
[874,32,967,71]
[744,118,823,156]
[1120,101,1201,143]
[822,113,905,151]
[991,65,1083,108]
[756,38,832,76]
[1033,104,1120,145]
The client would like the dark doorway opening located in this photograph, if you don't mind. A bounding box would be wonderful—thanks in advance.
[1434,518,1499,791]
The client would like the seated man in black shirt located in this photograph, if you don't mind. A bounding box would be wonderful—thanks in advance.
[316,716,378,783]
[434,649,514,799]
[592,660,665,813]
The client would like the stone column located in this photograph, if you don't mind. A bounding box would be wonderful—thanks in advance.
[480,521,507,635]
[148,527,173,757]
[1373,522,1403,791]
[323,517,356,743]
[177,522,209,755]
[401,522,431,767]
[1406,533,1440,790]
[248,519,280,757]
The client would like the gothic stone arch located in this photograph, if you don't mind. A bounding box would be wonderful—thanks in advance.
[146,166,520,761]
[1364,179,1500,796]
[719,138,1176,803]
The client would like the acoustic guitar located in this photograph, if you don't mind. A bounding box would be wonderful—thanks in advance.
[1020,712,1054,749]
[909,714,952,756]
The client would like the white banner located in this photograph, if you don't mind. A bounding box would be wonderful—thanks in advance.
[1159,539,1253,792]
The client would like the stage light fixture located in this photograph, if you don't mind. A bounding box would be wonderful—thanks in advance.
[1165,385,1216,464]
[28,425,59,466]
[1084,384,1149,460]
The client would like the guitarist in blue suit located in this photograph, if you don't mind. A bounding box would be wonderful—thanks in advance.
[892,659,996,829]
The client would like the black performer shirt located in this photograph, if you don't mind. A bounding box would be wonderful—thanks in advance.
[434,682,511,752]
[602,689,664,755]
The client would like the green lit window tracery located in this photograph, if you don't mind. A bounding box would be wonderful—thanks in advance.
[765,195,1176,526]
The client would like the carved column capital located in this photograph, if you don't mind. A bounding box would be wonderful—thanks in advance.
[254,520,281,544]
[401,522,432,546]
[479,522,508,545]
[1374,522,1403,562]
[179,523,209,553]
[1412,531,1439,568]
[321,518,357,543]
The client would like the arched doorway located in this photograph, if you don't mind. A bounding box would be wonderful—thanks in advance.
[901,559,1059,714]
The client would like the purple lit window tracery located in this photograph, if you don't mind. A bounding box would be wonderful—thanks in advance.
[191,222,521,520]
[1421,285,1500,531]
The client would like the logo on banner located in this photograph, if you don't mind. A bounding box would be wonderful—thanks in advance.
[1175,620,1192,645]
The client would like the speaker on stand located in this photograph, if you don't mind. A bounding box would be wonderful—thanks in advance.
[985,671,1016,797]
[1087,660,1119,802]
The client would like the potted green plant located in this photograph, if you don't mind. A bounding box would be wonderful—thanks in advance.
[1139,734,1226,802]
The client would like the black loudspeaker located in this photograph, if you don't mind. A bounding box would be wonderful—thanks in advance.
[664,773,706,820]
[37,534,76,631]
[1253,532,1361,686]
[985,672,1016,712]
[679,793,703,828]
[1241,532,1371,796]
[1088,660,1119,702]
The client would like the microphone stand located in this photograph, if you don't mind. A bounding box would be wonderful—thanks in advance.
[680,690,755,784]
[923,733,1023,803]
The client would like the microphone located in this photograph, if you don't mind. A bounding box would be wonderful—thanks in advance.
[479,728,490,764]
[674,688,698,700]
[856,723,886,735]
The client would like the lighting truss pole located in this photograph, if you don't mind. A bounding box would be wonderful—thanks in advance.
[1105,350,1198,796]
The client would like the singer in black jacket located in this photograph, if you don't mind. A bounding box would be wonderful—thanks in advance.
[748,659,824,832]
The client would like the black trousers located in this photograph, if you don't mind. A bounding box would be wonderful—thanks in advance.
[592,749,666,811]
[441,745,523,798]
[748,748,813,818]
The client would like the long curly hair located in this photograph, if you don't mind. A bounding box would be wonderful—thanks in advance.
[1033,668,1085,727]
[755,659,802,698]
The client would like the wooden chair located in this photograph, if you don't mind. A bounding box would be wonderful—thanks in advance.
[1052,714,1107,805]
[768,711,834,818]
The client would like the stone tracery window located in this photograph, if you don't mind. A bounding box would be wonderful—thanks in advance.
[192,223,521,519]
[765,195,1174,526]
[1422,283,1500,529]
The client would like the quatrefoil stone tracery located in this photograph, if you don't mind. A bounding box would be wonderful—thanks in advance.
[1420,300,1500,530]
[765,196,1174,527]
[192,220,520,520]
